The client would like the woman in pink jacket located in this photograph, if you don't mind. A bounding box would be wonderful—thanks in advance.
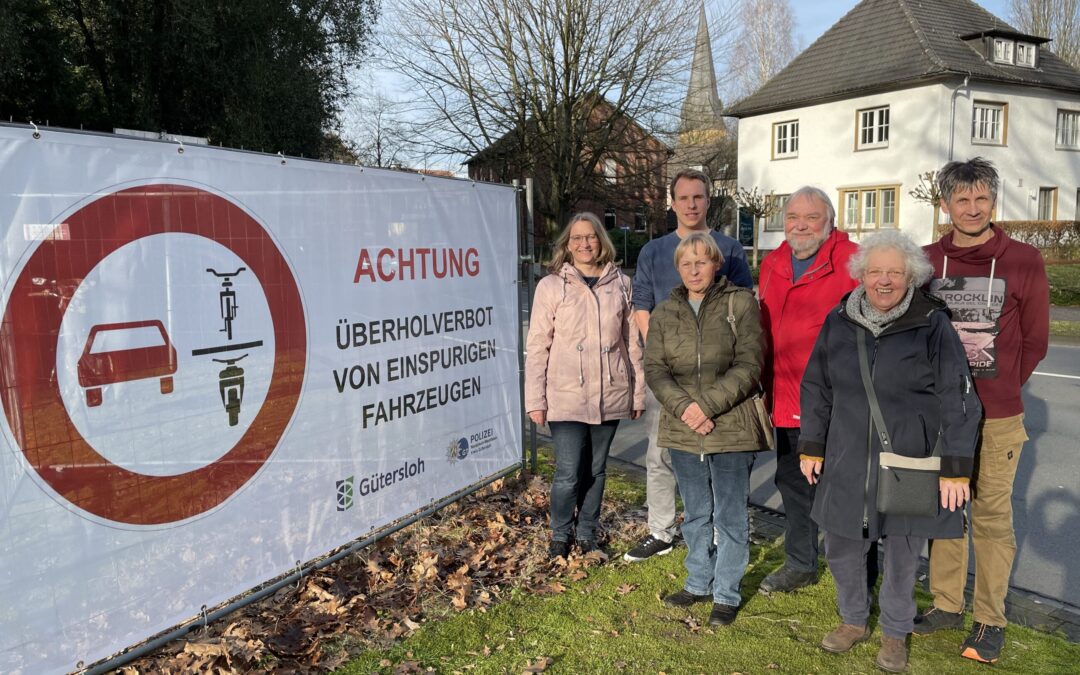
[525,212,645,559]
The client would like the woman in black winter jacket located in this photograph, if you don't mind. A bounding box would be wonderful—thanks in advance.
[797,230,982,673]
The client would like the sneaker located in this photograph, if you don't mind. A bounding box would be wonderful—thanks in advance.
[577,539,599,554]
[662,589,712,608]
[622,534,674,562]
[876,635,908,673]
[820,623,871,653]
[759,564,819,594]
[709,603,739,626]
[549,540,570,559]
[912,606,964,635]
[961,622,1004,664]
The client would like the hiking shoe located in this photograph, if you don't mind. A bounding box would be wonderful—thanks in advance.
[622,534,673,562]
[821,623,871,653]
[759,564,819,594]
[961,622,1004,664]
[549,540,570,559]
[709,603,739,626]
[577,539,599,554]
[912,606,964,635]
[662,589,712,608]
[876,635,908,672]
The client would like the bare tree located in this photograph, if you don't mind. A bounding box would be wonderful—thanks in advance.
[734,185,778,268]
[1010,0,1080,69]
[381,0,701,233]
[344,88,415,168]
[726,0,797,102]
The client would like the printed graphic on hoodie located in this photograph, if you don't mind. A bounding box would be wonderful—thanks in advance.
[929,276,1006,378]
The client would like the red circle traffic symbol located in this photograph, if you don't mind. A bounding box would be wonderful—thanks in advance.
[0,184,306,525]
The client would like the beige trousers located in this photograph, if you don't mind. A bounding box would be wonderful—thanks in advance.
[928,414,1028,627]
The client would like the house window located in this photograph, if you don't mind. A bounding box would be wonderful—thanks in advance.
[635,210,647,232]
[1057,110,1080,150]
[857,106,889,149]
[772,120,799,159]
[765,194,790,231]
[1037,188,1057,220]
[993,38,1014,64]
[1015,41,1037,67]
[838,186,899,233]
[972,102,1007,144]
[603,158,617,184]
[604,208,617,229]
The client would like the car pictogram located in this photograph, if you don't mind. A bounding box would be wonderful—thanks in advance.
[77,320,178,407]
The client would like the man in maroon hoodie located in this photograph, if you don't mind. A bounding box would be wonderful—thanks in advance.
[915,158,1049,664]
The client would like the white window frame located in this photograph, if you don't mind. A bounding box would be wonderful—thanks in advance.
[1015,41,1037,67]
[765,194,790,231]
[772,120,799,159]
[972,101,1007,145]
[993,38,1014,64]
[856,106,890,150]
[838,186,900,233]
[1057,109,1080,150]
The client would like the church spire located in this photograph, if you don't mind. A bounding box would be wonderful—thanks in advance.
[680,2,725,134]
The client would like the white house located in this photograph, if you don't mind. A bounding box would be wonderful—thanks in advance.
[727,0,1080,248]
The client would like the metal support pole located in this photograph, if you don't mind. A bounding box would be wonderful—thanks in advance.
[524,178,537,473]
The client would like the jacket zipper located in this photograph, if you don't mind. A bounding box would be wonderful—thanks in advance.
[694,295,705,460]
[862,337,878,535]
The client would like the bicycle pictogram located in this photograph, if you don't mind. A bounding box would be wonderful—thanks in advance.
[206,267,246,341]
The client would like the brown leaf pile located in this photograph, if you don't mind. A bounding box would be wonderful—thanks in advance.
[114,473,647,673]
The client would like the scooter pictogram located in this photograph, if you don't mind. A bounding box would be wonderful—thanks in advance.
[206,267,246,341]
[212,354,247,426]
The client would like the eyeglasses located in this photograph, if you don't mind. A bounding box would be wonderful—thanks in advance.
[864,269,907,281]
[569,234,599,244]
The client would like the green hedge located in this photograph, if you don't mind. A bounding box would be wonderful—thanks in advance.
[998,220,1080,262]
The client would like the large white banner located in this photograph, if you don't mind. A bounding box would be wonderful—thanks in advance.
[0,126,522,673]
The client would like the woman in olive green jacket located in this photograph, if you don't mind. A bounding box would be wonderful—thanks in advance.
[644,232,766,627]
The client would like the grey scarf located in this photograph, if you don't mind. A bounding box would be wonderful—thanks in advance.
[845,285,915,337]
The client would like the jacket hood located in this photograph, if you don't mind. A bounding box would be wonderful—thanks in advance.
[557,262,620,286]
[936,225,1013,266]
[838,287,950,334]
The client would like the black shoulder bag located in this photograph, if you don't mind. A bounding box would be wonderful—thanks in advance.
[856,334,941,517]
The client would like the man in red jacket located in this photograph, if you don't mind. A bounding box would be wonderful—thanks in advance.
[757,186,859,594]
[914,158,1049,665]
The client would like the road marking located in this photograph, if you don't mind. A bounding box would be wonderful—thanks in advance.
[1032,371,1080,380]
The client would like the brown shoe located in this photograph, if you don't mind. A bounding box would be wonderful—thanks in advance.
[821,623,871,653]
[876,635,908,672]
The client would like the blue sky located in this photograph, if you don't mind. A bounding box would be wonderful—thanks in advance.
[795,0,1013,47]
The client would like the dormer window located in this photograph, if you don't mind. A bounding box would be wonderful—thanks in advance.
[1016,42,1037,67]
[993,38,1014,64]
[991,38,1038,67]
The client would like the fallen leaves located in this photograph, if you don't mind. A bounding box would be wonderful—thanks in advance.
[118,473,643,673]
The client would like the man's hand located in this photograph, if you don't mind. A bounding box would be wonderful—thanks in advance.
[940,479,970,512]
[527,410,546,426]
[800,458,823,484]
[631,409,644,420]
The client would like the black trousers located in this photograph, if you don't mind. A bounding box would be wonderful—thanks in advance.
[775,427,879,587]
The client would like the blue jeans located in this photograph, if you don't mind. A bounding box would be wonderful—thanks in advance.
[549,420,619,542]
[669,449,755,606]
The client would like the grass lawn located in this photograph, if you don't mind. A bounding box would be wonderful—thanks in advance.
[1048,263,1080,307]
[339,449,1080,674]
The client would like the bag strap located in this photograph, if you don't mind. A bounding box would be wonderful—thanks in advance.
[726,293,737,339]
[856,334,942,458]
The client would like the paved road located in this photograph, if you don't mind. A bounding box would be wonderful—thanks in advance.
[607,340,1080,608]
